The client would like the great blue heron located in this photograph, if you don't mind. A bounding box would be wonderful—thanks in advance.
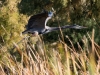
[22,11,86,35]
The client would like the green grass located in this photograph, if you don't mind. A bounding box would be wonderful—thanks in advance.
[0,29,100,75]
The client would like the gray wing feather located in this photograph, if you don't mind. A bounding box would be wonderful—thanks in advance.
[22,12,48,34]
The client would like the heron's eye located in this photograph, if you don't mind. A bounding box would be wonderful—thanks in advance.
[48,11,53,17]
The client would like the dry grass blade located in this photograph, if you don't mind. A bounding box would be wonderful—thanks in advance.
[0,29,99,75]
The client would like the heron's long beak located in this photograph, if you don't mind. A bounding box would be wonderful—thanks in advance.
[52,8,56,14]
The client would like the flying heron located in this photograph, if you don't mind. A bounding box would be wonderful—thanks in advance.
[22,11,86,36]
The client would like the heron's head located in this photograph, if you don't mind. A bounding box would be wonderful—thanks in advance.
[48,11,53,17]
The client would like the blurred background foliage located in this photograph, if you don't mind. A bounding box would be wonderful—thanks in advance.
[0,0,100,46]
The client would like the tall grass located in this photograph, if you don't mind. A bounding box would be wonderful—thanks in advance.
[0,29,100,75]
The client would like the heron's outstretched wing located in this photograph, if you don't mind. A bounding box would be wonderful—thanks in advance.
[42,25,87,34]
[26,12,48,30]
[22,12,49,34]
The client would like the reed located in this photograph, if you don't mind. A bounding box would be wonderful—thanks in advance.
[0,29,100,75]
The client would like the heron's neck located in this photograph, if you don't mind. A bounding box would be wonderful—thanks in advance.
[45,17,51,26]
